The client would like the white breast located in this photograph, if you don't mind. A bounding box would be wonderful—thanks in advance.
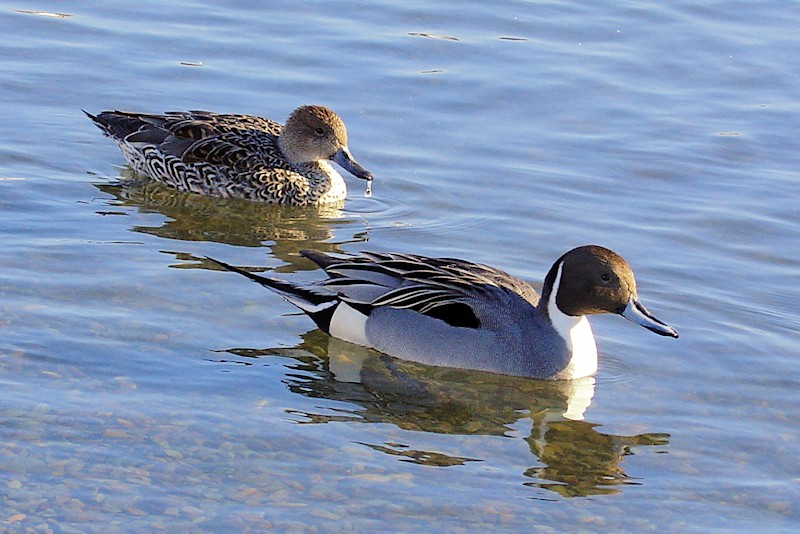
[317,162,347,203]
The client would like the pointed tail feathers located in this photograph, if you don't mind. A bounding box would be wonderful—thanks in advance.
[84,110,148,140]
[206,257,339,332]
[206,257,299,295]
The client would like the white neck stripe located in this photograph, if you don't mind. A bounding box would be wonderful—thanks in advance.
[547,261,598,379]
[547,262,580,344]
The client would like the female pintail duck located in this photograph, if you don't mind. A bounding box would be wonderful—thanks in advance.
[208,245,678,380]
[85,105,373,205]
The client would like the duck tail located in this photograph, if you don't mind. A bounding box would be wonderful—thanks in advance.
[83,109,146,140]
[206,257,339,332]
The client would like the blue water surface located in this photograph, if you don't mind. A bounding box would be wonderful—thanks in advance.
[1,1,798,531]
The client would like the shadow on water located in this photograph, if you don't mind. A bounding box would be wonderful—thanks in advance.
[220,331,670,498]
[93,175,369,271]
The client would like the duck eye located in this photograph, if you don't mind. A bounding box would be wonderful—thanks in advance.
[314,127,325,136]
[601,273,611,282]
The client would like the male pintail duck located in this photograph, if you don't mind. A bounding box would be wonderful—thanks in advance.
[85,105,372,205]
[208,245,678,380]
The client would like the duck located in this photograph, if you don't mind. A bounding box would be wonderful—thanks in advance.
[208,245,678,380]
[85,105,373,205]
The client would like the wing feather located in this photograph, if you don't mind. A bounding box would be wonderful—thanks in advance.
[301,250,539,329]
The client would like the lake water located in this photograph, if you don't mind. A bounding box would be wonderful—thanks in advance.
[1,0,798,531]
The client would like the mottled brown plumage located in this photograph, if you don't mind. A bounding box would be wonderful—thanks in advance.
[86,105,372,205]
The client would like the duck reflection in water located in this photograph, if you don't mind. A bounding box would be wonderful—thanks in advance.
[221,330,669,498]
[93,176,368,271]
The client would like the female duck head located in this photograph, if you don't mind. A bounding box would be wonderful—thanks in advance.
[278,105,372,181]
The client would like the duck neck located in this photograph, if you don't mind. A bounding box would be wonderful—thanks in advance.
[277,134,299,163]
[546,262,598,379]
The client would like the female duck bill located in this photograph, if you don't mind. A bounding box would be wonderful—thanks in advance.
[332,146,372,181]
